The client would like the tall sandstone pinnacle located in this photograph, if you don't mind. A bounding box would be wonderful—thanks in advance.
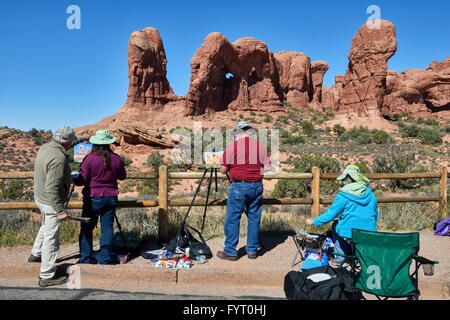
[117,27,178,120]
[336,20,397,116]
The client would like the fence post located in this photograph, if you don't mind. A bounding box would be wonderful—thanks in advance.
[311,167,320,218]
[158,165,168,241]
[440,167,448,219]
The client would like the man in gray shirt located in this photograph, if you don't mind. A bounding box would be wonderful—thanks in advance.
[29,126,80,287]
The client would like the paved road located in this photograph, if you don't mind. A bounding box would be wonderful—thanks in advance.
[0,286,280,300]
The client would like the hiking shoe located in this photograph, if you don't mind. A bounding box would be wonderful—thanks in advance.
[247,253,257,260]
[28,254,41,263]
[38,275,69,288]
[330,258,348,268]
[216,251,238,261]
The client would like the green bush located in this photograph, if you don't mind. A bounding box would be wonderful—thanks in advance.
[136,152,171,196]
[372,130,391,144]
[424,118,438,126]
[301,121,314,137]
[272,154,341,198]
[263,115,273,123]
[418,128,442,145]
[401,124,420,138]
[0,180,25,200]
[120,155,133,167]
[332,124,346,136]
[372,153,431,190]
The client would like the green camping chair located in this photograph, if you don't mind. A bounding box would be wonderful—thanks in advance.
[336,229,438,300]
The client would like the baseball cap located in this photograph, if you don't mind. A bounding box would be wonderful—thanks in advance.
[53,126,83,144]
[234,120,256,133]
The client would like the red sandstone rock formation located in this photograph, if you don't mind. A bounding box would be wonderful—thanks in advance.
[335,20,397,116]
[76,23,449,147]
[117,27,178,120]
[274,51,313,108]
[383,58,450,118]
[310,61,329,104]
[185,33,283,115]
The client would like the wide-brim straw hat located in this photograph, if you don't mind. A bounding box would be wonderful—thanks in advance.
[89,130,116,145]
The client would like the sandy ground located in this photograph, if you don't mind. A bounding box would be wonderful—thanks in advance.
[0,230,448,300]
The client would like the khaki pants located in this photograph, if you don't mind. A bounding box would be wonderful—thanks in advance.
[31,200,62,279]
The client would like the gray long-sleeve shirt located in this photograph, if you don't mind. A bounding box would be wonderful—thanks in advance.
[33,141,72,215]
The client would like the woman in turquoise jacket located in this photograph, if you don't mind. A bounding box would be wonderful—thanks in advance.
[306,164,379,267]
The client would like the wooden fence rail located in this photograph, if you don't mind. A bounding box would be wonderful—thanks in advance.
[0,167,448,241]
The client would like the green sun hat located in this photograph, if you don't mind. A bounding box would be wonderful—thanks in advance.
[337,164,370,185]
[89,130,116,145]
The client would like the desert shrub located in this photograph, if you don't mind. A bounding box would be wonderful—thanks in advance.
[284,134,305,145]
[120,155,133,167]
[136,151,170,196]
[418,128,442,145]
[0,180,25,200]
[28,128,40,137]
[33,136,45,146]
[301,121,314,136]
[401,124,420,138]
[424,118,438,126]
[332,124,346,136]
[377,202,441,231]
[272,154,341,198]
[353,161,370,173]
[372,130,391,144]
[263,115,273,123]
[372,153,433,190]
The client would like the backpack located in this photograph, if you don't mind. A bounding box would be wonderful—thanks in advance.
[284,265,360,300]
[174,224,213,260]
[434,218,450,236]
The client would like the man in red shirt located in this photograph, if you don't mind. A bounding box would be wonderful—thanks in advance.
[217,121,272,260]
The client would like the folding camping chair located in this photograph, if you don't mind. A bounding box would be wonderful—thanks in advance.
[291,231,327,267]
[337,229,438,300]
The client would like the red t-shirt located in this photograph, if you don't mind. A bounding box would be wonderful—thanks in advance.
[221,136,271,181]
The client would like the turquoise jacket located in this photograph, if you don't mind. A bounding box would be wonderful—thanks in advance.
[313,187,379,239]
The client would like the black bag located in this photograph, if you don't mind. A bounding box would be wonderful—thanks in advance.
[176,224,213,260]
[284,266,359,300]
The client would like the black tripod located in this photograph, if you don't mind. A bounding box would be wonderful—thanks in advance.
[181,166,219,233]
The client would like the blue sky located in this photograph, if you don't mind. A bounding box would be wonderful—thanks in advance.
[0,0,449,131]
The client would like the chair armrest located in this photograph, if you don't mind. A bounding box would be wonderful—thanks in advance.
[413,256,438,276]
[413,255,438,265]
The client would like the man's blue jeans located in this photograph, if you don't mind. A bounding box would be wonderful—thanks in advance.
[224,181,263,257]
[79,196,117,264]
